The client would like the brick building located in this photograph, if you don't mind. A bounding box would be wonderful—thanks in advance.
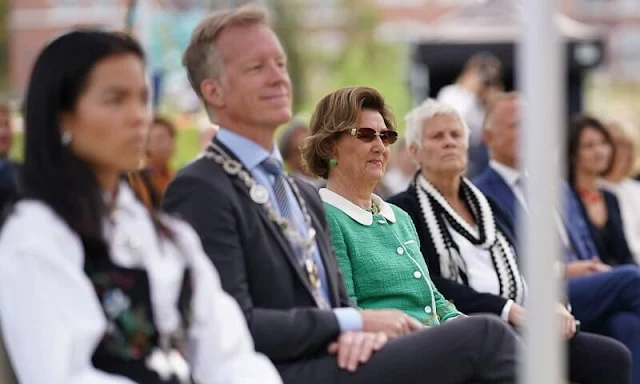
[10,0,638,99]
[375,0,640,81]
[374,0,474,42]
[9,0,130,98]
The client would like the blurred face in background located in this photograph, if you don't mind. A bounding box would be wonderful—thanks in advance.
[483,97,520,169]
[0,107,13,159]
[575,126,613,177]
[287,127,309,174]
[413,113,468,179]
[146,121,175,166]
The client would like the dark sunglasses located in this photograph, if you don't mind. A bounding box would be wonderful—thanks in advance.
[346,127,398,145]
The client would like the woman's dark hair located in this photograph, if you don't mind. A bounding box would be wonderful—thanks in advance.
[566,114,615,187]
[20,29,171,255]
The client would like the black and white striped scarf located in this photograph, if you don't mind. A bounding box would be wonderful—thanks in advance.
[416,174,526,304]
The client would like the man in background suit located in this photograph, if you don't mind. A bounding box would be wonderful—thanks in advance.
[474,93,640,382]
[163,5,519,384]
[276,118,325,189]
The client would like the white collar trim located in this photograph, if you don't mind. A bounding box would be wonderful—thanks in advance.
[319,188,396,226]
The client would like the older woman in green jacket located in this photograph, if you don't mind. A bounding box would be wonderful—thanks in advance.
[302,86,462,326]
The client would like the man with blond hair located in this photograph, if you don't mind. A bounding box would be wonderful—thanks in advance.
[164,5,519,383]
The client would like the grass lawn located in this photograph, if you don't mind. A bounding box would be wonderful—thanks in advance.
[172,127,202,169]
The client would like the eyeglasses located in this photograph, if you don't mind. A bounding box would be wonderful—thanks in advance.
[346,127,398,145]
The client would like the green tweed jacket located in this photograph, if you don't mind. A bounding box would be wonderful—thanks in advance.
[320,189,462,326]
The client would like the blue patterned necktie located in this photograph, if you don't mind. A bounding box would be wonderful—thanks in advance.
[261,156,330,309]
[261,156,293,222]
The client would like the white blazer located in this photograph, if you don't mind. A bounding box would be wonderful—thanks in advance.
[0,184,282,384]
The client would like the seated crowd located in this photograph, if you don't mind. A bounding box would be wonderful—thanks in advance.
[0,4,638,384]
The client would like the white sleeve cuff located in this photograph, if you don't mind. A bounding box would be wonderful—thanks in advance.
[500,300,515,322]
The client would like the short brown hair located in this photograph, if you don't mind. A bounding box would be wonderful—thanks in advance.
[302,86,396,179]
[182,4,269,98]
[151,115,176,138]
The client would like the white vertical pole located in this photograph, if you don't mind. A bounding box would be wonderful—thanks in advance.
[519,0,564,383]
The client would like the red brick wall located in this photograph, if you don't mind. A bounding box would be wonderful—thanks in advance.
[9,0,129,96]
[378,4,456,25]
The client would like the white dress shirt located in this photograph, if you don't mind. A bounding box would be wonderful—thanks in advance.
[489,161,528,214]
[447,224,514,321]
[0,185,282,384]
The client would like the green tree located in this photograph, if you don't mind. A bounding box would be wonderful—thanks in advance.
[340,0,381,57]
[270,0,306,113]
[301,0,411,132]
[331,44,411,133]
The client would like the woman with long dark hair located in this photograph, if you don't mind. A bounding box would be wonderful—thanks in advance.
[567,115,635,266]
[0,30,281,384]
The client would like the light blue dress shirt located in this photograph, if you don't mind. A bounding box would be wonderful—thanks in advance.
[216,128,362,332]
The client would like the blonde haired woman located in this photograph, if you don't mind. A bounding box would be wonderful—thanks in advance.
[602,119,640,263]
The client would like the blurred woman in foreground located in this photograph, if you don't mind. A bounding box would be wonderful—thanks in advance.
[0,30,280,384]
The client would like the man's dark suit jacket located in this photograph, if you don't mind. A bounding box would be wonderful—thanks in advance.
[472,167,520,226]
[162,139,352,363]
[388,183,519,317]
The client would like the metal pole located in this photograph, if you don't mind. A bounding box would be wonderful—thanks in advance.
[519,0,564,383]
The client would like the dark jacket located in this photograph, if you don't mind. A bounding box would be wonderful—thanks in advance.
[388,182,518,316]
[162,139,353,363]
